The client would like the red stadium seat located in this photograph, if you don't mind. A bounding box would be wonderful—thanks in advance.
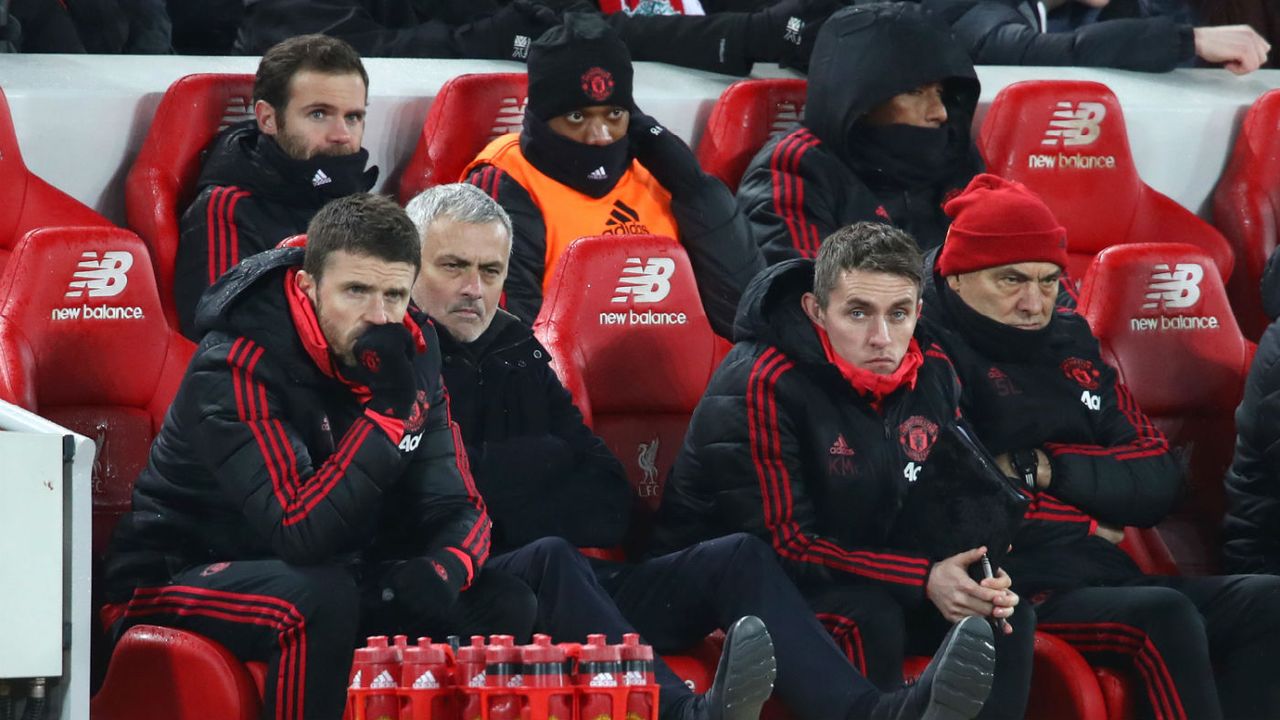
[980,81,1234,286]
[397,73,528,205]
[0,87,112,273]
[695,78,808,193]
[124,73,256,326]
[1211,88,1280,340]
[1078,242,1254,576]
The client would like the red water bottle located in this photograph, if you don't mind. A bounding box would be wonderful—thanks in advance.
[457,636,488,720]
[402,637,453,720]
[576,634,621,720]
[620,634,656,720]
[350,635,400,720]
[522,634,572,720]
[485,635,522,720]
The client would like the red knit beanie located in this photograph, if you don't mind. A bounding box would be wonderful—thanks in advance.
[936,174,1068,276]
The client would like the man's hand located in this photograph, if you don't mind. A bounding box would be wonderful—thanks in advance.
[345,323,418,420]
[1193,25,1270,75]
[994,448,1053,490]
[927,547,1019,634]
[626,112,704,194]
[1093,522,1125,544]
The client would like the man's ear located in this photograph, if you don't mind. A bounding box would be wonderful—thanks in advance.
[945,274,961,291]
[255,99,279,136]
[296,269,318,304]
[801,291,825,327]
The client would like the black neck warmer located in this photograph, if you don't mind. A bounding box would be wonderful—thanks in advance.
[520,113,631,199]
[259,134,379,204]
[845,122,964,192]
[935,272,1057,363]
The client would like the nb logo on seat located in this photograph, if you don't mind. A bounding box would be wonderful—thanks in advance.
[65,251,134,298]
[1143,263,1203,310]
[1041,102,1107,147]
[612,257,676,303]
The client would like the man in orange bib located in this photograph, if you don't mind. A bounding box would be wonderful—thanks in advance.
[464,13,763,338]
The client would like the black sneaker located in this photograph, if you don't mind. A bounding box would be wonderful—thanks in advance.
[702,615,778,720]
[871,615,997,720]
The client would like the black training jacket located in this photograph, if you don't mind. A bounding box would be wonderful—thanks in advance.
[1223,319,1280,574]
[920,263,1180,592]
[104,247,490,601]
[649,259,966,606]
[736,3,982,265]
[922,0,1195,71]
[174,121,376,339]
[436,310,630,556]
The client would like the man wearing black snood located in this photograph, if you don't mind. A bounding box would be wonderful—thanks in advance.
[463,13,764,339]
[737,3,982,266]
[174,34,379,339]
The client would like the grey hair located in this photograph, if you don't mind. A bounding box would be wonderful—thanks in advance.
[405,183,513,244]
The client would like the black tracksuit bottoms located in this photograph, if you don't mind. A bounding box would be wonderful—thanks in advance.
[109,558,537,720]
[1033,573,1280,720]
[486,533,890,720]
[802,582,1035,720]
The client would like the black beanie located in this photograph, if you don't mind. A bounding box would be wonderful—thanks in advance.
[527,12,635,121]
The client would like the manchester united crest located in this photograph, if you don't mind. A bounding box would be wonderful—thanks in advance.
[897,416,939,462]
[580,67,615,102]
[404,390,429,434]
[1061,357,1101,391]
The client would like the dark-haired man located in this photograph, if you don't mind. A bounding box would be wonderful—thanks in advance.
[652,222,1031,719]
[175,33,377,338]
[104,194,518,720]
[464,13,763,339]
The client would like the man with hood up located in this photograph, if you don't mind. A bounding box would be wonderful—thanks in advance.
[174,33,378,339]
[737,3,983,265]
[463,13,764,339]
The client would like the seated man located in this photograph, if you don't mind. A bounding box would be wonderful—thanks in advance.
[920,173,1280,720]
[407,182,999,720]
[175,33,378,337]
[103,194,525,720]
[737,3,983,264]
[650,222,1030,720]
[923,0,1270,74]
[463,13,763,339]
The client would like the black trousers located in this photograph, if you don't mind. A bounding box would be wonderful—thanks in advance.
[1034,573,1280,720]
[487,533,888,720]
[111,558,537,720]
[803,583,1035,720]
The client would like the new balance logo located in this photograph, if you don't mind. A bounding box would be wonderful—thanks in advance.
[311,169,331,187]
[612,257,676,303]
[65,251,133,298]
[603,199,650,235]
[829,434,855,457]
[1041,101,1106,147]
[587,166,608,181]
[1142,263,1203,309]
[783,17,804,45]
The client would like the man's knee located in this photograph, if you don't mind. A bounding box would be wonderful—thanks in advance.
[1122,587,1206,639]
[523,537,593,573]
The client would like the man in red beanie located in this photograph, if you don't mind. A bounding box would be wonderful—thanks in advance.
[921,172,1280,720]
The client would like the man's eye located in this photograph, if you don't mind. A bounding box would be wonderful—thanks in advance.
[566,112,584,122]
[309,110,326,120]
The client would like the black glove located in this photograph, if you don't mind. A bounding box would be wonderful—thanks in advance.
[627,111,706,195]
[345,323,418,421]
[746,0,841,71]
[453,0,561,60]
[375,551,465,626]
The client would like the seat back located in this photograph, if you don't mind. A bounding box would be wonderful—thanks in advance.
[0,227,194,556]
[1211,88,1280,340]
[534,235,721,550]
[0,87,112,271]
[1078,242,1253,575]
[695,78,808,193]
[980,80,1234,284]
[397,73,528,204]
[124,73,256,326]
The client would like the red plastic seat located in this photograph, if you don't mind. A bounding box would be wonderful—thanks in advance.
[0,87,112,273]
[980,81,1234,286]
[124,73,256,326]
[695,78,808,193]
[1211,88,1280,340]
[397,73,528,205]
[1078,242,1254,576]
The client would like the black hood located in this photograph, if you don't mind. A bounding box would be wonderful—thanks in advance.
[804,3,979,165]
[196,120,378,207]
[734,258,827,364]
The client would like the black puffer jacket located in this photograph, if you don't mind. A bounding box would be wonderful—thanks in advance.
[920,261,1180,592]
[175,121,377,339]
[923,0,1196,71]
[649,259,968,606]
[736,3,982,264]
[437,310,629,556]
[105,247,490,602]
[1223,318,1280,574]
